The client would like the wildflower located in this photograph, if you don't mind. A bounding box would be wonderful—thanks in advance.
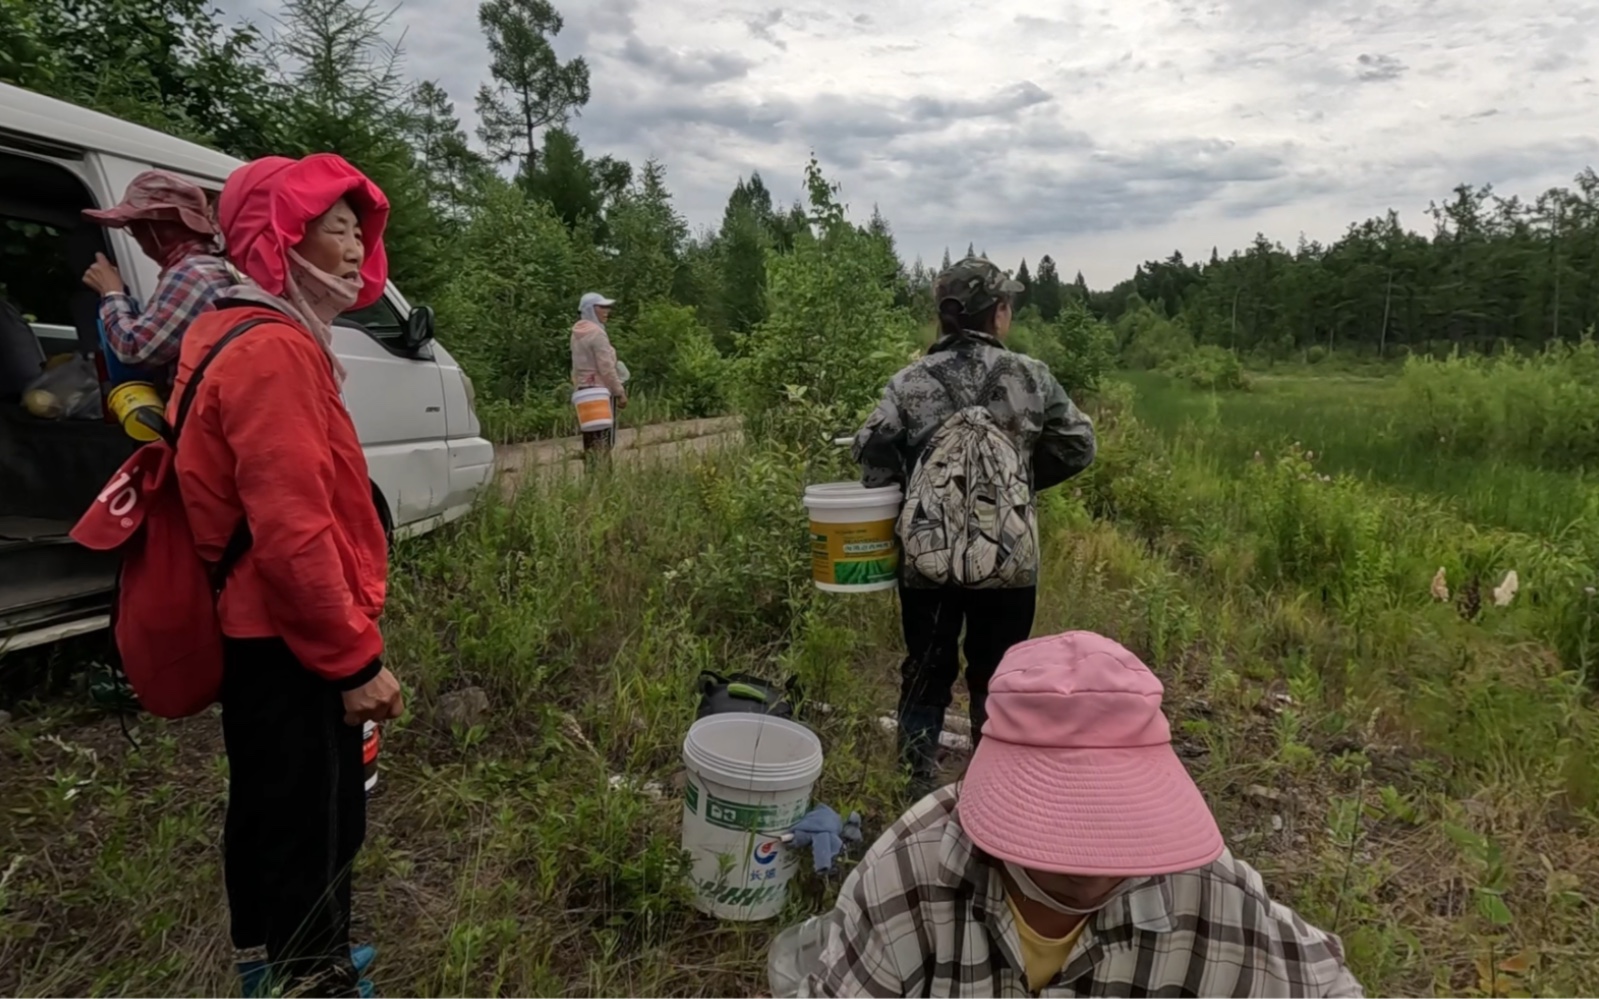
[1430,567,1449,602]
[1492,570,1519,608]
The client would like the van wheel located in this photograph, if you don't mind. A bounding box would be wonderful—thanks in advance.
[370,482,394,552]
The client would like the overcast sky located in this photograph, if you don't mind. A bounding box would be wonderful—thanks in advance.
[217,0,1599,287]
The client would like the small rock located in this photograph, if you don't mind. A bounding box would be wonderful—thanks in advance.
[1271,814,1284,833]
[436,686,490,731]
[1245,784,1282,802]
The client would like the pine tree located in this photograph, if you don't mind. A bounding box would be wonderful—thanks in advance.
[475,0,590,169]
[1034,255,1064,321]
[1015,258,1033,313]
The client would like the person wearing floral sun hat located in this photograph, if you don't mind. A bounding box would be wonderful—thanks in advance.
[804,631,1364,998]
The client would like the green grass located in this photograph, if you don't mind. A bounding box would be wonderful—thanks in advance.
[5,379,1599,997]
[1117,370,1597,539]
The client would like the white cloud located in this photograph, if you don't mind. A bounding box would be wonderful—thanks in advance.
[215,0,1599,285]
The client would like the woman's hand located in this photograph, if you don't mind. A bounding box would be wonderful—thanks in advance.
[616,392,629,410]
[82,253,125,296]
[342,666,405,726]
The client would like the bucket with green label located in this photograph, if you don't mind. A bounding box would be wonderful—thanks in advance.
[803,482,902,593]
[681,714,824,921]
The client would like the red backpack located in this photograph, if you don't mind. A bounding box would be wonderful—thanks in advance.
[71,317,270,718]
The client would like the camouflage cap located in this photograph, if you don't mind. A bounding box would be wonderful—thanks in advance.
[934,256,1025,316]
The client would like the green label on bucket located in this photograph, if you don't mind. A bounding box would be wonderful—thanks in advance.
[696,879,784,909]
[703,792,808,833]
[684,780,699,815]
[810,518,899,587]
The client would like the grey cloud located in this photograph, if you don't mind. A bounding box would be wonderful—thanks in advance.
[904,81,1052,122]
[578,78,1057,153]
[746,8,786,49]
[616,35,754,85]
[1355,53,1406,82]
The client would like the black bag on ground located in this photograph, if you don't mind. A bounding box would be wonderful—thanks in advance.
[695,670,798,720]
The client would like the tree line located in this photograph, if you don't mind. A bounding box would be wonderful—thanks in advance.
[1064,175,1599,361]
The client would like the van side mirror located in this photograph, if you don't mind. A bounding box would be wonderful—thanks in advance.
[401,305,436,351]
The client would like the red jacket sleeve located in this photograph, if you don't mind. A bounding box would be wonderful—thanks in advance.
[213,329,383,683]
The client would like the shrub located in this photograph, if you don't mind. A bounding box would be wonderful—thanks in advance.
[1164,345,1250,391]
[1008,300,1115,398]
[617,303,728,417]
[1395,332,1599,470]
[1117,302,1195,370]
[737,160,917,452]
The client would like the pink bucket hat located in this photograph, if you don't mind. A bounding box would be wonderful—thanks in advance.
[82,169,216,236]
[959,632,1225,877]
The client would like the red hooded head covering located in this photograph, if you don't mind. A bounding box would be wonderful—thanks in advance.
[216,153,390,311]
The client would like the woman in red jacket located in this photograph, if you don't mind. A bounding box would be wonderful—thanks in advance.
[169,153,402,996]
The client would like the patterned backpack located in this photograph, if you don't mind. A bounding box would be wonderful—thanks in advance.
[896,361,1038,588]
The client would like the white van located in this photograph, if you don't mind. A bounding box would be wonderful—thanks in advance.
[0,83,495,652]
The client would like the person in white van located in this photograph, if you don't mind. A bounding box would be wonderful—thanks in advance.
[80,169,232,382]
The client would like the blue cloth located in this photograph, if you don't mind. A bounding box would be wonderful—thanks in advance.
[97,314,140,385]
[789,804,863,873]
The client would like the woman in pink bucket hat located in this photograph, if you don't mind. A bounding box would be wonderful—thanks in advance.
[804,632,1363,997]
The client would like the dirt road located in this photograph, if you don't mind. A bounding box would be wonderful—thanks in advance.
[493,416,742,496]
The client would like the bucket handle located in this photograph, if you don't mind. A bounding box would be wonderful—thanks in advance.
[725,682,771,704]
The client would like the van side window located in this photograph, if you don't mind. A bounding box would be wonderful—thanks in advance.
[340,296,404,341]
[0,151,108,352]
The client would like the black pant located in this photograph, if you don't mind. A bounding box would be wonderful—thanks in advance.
[897,586,1037,761]
[221,638,365,994]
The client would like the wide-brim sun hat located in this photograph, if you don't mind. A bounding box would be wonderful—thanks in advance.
[959,631,1225,877]
[83,168,216,236]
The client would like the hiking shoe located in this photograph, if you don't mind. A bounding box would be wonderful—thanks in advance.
[238,946,375,997]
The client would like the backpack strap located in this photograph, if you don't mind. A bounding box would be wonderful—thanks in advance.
[169,314,278,591]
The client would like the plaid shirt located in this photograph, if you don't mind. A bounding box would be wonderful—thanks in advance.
[99,254,232,372]
[804,786,1363,998]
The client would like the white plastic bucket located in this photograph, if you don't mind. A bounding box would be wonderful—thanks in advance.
[572,386,614,432]
[681,714,824,921]
[803,482,903,593]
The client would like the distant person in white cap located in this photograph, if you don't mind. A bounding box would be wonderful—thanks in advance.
[804,631,1364,998]
[571,291,627,454]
